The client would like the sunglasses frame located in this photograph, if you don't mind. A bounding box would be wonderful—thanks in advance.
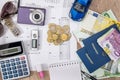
[0,0,20,19]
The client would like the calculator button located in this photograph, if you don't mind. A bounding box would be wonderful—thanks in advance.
[22,61,26,64]
[10,59,15,62]
[11,63,16,66]
[8,71,12,74]
[18,72,23,76]
[9,75,13,78]
[2,68,6,72]
[1,64,5,68]
[6,64,10,67]
[7,67,11,71]
[3,72,7,75]
[13,70,17,73]
[16,61,21,65]
[16,58,20,61]
[4,76,8,79]
[14,74,18,77]
[24,72,28,75]
[22,64,27,67]
[17,65,21,69]
[18,69,22,72]
[23,68,28,71]
[5,60,9,63]
[20,56,25,60]
[0,61,5,64]
[12,66,16,70]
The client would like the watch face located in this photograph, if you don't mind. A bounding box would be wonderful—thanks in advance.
[29,9,44,24]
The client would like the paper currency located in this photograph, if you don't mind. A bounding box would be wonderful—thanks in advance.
[73,28,91,47]
[92,15,115,33]
[97,28,120,62]
[73,10,97,47]
[75,10,120,79]
[102,10,117,20]
[92,10,120,33]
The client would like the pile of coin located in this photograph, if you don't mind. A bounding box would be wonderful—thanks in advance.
[47,23,71,45]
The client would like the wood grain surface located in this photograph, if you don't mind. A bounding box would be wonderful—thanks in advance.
[90,0,120,21]
[0,0,120,80]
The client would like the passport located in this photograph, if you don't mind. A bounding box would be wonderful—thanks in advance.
[77,24,119,73]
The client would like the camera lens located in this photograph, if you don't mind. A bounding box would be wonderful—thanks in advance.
[34,14,40,19]
[30,9,44,24]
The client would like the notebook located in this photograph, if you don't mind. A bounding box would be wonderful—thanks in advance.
[49,61,82,80]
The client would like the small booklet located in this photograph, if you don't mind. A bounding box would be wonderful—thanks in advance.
[49,61,82,80]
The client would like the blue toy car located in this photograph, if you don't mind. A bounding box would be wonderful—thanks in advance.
[69,0,92,21]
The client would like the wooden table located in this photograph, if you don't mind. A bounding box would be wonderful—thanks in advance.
[1,0,120,80]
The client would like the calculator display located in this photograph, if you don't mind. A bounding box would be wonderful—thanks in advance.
[0,41,23,57]
[4,48,18,53]
[0,46,21,56]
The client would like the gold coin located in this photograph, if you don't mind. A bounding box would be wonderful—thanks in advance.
[60,34,68,41]
[48,23,57,33]
[48,23,56,28]
[56,25,64,34]
[52,34,58,40]
[47,30,52,35]
[63,25,70,33]
[66,33,71,40]
[47,31,53,38]
[53,41,59,45]
[47,23,71,45]
[56,38,63,44]
[47,38,53,43]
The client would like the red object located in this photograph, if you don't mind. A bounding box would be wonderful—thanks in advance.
[20,56,25,60]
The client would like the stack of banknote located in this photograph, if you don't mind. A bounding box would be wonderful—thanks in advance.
[73,9,120,79]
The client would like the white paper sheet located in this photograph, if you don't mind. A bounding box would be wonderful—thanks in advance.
[0,0,78,71]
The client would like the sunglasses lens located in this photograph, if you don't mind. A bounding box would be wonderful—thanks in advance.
[1,2,16,19]
[0,23,4,37]
[6,2,16,13]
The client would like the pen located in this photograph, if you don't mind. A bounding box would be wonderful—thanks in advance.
[72,32,82,49]
[81,70,97,80]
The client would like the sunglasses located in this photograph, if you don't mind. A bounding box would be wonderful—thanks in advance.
[0,0,20,37]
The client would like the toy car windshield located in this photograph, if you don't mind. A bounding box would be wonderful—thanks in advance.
[74,2,85,13]
[69,0,92,21]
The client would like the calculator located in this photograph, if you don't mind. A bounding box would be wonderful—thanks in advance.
[0,41,30,80]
